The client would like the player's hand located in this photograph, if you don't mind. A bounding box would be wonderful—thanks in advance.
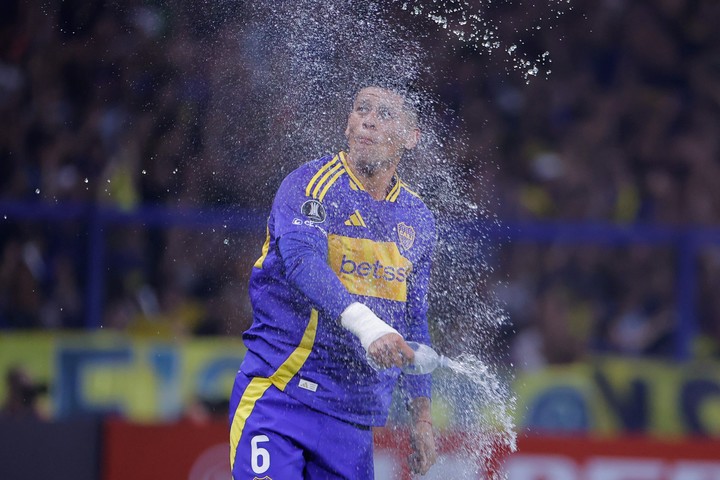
[367,333,415,369]
[408,419,437,475]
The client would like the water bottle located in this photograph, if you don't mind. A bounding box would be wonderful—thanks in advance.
[367,341,452,375]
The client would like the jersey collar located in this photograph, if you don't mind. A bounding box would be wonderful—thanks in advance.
[339,151,401,202]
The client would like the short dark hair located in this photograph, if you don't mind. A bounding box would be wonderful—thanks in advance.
[354,81,420,126]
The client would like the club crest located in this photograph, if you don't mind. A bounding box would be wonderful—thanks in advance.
[397,222,415,250]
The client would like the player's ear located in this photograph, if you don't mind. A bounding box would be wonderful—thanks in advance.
[403,128,420,150]
[345,120,350,139]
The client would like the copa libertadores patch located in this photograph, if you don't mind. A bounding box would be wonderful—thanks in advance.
[301,199,326,223]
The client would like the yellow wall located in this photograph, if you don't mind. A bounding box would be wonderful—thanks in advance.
[0,332,244,421]
[2,332,719,437]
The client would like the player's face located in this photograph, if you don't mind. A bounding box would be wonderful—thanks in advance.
[345,87,419,175]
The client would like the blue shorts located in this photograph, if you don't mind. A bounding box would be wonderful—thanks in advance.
[229,371,374,479]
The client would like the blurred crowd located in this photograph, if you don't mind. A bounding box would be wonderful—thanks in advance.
[1,0,719,365]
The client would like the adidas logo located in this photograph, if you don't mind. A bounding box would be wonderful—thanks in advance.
[344,210,367,227]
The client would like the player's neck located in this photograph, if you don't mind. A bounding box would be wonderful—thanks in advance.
[345,152,400,201]
[359,169,395,201]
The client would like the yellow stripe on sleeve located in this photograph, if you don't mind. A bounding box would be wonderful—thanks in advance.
[318,169,345,202]
[305,156,339,197]
[229,309,319,471]
[311,162,343,199]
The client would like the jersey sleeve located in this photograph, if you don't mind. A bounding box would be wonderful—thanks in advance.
[278,233,354,319]
[272,167,329,241]
[271,166,354,319]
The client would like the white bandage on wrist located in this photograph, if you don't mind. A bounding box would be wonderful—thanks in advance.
[340,302,399,351]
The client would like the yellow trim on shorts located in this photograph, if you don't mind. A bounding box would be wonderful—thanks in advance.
[229,309,319,471]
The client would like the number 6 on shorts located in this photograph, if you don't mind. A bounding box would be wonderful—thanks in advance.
[251,435,270,474]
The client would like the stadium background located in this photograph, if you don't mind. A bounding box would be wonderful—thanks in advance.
[1,0,720,479]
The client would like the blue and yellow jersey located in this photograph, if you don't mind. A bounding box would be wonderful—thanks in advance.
[240,151,436,426]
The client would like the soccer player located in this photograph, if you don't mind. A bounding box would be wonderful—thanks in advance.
[229,85,438,478]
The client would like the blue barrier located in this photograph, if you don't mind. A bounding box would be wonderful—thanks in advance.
[2,200,719,359]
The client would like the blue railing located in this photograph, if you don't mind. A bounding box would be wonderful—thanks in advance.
[2,200,719,359]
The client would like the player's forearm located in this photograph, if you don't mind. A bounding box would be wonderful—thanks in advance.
[408,396,433,424]
[408,395,437,475]
[278,232,354,319]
